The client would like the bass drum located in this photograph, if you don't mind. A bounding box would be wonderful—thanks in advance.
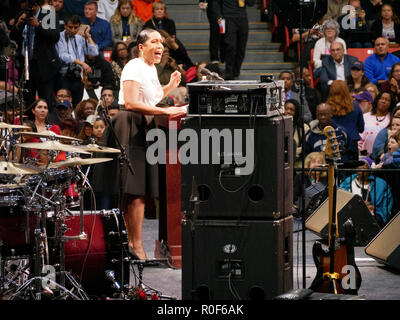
[59,210,130,298]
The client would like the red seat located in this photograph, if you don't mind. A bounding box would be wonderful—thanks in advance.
[103,50,112,62]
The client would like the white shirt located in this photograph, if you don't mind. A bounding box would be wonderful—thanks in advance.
[334,57,345,81]
[97,0,119,21]
[118,58,164,106]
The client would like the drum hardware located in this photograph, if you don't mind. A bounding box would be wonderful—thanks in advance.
[18,130,82,142]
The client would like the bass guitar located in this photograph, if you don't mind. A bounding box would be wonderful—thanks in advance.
[309,126,362,295]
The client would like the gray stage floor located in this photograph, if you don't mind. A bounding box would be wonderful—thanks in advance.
[136,218,400,300]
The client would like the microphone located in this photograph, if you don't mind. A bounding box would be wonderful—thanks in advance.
[198,66,224,81]
[105,270,121,291]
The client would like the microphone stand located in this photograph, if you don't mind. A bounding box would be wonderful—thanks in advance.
[96,101,134,298]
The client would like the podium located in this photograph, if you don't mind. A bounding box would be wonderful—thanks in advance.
[154,113,185,268]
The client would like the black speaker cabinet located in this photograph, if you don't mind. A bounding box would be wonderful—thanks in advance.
[305,189,381,246]
[182,217,293,300]
[180,116,293,220]
[365,211,400,270]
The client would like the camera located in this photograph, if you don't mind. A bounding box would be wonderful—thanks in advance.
[87,68,102,87]
[66,63,82,80]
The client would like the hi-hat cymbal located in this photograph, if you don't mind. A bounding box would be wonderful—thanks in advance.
[19,130,81,141]
[47,157,113,168]
[0,122,31,130]
[18,141,91,154]
[75,143,121,154]
[0,161,42,175]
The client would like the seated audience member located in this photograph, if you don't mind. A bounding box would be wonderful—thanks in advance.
[327,80,365,161]
[77,115,94,144]
[110,41,129,91]
[339,157,393,227]
[371,106,400,161]
[364,37,400,85]
[346,60,370,92]
[108,104,120,118]
[295,66,321,119]
[318,42,358,100]
[83,54,115,99]
[60,0,89,17]
[321,0,350,22]
[110,0,143,46]
[291,22,323,67]
[49,99,74,126]
[284,99,310,167]
[353,90,374,113]
[358,91,395,156]
[379,62,400,103]
[143,1,176,37]
[364,82,379,102]
[279,71,312,123]
[305,102,350,162]
[371,3,400,44]
[338,0,373,48]
[59,117,78,138]
[132,0,161,23]
[81,0,113,52]
[376,129,400,168]
[97,0,119,22]
[75,98,97,130]
[56,14,99,108]
[158,29,194,71]
[313,19,347,70]
[293,151,328,214]
[156,47,186,86]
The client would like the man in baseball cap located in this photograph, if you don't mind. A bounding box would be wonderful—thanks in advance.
[354,90,373,113]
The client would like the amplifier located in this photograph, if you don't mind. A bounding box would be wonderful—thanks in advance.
[187,80,285,117]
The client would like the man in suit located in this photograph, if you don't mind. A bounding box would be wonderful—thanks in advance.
[10,0,61,114]
[319,41,358,100]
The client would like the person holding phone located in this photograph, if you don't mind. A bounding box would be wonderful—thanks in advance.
[55,14,99,108]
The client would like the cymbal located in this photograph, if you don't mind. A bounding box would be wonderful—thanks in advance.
[19,130,81,141]
[18,141,91,155]
[0,161,42,175]
[0,122,31,130]
[47,157,113,168]
[75,143,121,154]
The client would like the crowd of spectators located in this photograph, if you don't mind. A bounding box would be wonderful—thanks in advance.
[271,0,400,226]
[0,0,220,211]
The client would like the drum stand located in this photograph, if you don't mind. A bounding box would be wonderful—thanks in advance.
[6,171,90,300]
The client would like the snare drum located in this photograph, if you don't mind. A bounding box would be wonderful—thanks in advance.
[52,210,129,297]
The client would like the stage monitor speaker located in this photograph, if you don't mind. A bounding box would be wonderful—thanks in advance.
[365,211,400,270]
[182,217,293,300]
[180,116,293,220]
[305,189,381,246]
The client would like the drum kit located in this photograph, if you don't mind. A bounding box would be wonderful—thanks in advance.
[0,121,134,300]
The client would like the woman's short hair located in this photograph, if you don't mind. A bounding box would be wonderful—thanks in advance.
[321,19,340,38]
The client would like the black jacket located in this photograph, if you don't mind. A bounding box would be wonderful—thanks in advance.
[10,8,61,82]
[143,17,176,37]
[370,20,400,44]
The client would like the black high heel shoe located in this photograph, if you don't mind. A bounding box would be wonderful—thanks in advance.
[127,247,141,261]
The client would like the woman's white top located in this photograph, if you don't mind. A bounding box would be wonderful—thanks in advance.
[119,58,164,107]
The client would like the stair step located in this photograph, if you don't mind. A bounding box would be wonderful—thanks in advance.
[187,50,283,64]
[178,30,272,43]
[175,21,270,31]
[185,41,280,51]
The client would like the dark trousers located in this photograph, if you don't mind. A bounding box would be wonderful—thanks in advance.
[207,8,225,62]
[25,59,56,114]
[224,16,249,80]
[56,74,84,108]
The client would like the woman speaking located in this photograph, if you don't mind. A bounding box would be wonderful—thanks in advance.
[118,28,186,260]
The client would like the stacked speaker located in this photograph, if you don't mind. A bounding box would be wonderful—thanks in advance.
[180,115,294,300]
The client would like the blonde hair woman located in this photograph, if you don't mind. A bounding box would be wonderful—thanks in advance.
[110,0,143,46]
